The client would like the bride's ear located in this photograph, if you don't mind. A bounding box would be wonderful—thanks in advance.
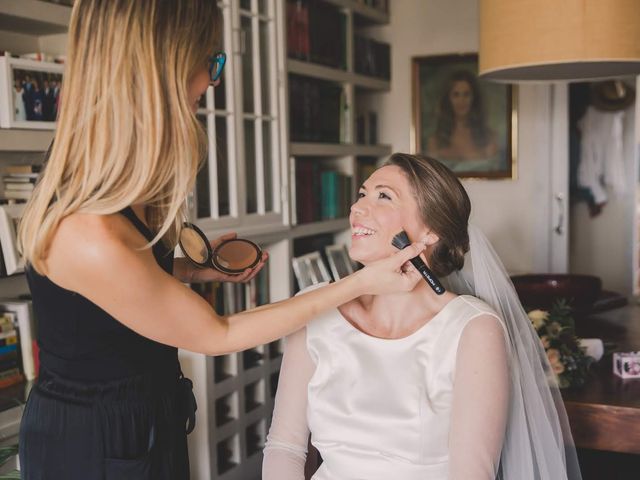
[420,231,439,247]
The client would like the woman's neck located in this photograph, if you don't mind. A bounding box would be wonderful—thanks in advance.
[346,281,458,339]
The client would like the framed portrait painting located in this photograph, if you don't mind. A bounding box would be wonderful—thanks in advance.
[412,53,516,179]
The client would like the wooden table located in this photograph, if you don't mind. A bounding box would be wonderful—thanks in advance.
[562,303,640,455]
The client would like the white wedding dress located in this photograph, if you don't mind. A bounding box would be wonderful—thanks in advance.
[263,290,510,480]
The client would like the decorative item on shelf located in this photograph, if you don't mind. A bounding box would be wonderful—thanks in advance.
[412,53,516,179]
[0,56,63,130]
[0,204,25,276]
[527,300,593,388]
[292,251,331,290]
[613,352,640,379]
[479,0,640,81]
[324,244,353,281]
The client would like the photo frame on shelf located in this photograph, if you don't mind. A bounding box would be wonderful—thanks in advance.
[412,53,517,179]
[292,252,331,290]
[324,244,353,280]
[0,57,64,130]
[0,204,25,275]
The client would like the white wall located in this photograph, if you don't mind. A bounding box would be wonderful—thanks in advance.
[368,0,560,274]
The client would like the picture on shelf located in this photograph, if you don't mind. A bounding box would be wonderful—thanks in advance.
[292,252,331,290]
[412,53,516,179]
[325,244,353,280]
[0,204,25,276]
[0,57,64,130]
[13,68,62,123]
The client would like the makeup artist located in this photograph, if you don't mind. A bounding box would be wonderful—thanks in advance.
[15,2,425,479]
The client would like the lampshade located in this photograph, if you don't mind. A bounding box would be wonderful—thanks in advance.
[479,0,640,82]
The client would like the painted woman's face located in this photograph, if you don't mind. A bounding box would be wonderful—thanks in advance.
[449,80,473,118]
[349,165,427,265]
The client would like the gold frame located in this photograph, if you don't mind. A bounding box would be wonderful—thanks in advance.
[411,53,518,180]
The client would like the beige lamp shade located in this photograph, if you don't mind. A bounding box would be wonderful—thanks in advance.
[479,0,640,81]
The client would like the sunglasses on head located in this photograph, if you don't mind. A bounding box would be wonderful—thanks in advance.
[209,52,226,82]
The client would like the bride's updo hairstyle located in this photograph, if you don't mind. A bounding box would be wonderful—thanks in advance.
[385,153,471,277]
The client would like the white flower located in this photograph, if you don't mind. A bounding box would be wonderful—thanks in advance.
[528,309,549,329]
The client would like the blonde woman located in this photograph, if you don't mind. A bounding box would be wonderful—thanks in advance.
[16,2,424,479]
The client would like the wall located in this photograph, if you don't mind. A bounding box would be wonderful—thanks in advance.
[367,0,560,274]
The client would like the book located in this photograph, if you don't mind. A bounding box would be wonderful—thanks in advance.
[3,164,42,174]
[0,299,37,380]
[3,190,32,200]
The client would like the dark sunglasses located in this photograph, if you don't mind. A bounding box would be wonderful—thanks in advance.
[209,52,226,82]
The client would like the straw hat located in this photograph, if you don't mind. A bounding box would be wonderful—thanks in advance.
[590,80,635,112]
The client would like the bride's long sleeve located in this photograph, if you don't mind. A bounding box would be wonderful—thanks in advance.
[262,326,315,480]
[448,314,510,480]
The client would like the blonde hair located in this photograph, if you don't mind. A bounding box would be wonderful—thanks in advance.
[18,0,221,274]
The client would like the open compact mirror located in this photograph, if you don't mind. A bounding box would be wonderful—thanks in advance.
[179,222,262,275]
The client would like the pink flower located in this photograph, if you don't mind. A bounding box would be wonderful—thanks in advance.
[547,349,565,375]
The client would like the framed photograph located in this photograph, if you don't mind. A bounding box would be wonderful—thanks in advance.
[0,204,25,275]
[412,53,517,179]
[0,57,64,130]
[324,244,353,280]
[292,252,331,290]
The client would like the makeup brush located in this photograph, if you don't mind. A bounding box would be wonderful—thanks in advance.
[391,231,445,295]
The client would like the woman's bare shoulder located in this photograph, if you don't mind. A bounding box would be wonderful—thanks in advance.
[45,211,150,288]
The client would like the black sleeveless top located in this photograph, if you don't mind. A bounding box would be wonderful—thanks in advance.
[26,207,179,382]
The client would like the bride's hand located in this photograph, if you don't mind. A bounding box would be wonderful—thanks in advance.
[354,242,426,295]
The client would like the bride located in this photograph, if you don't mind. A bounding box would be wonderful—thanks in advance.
[262,153,582,480]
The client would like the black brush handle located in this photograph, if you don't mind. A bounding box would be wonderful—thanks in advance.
[392,231,446,295]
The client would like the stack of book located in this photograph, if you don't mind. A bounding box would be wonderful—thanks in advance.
[2,164,41,202]
[289,75,342,143]
[354,35,391,80]
[0,312,22,388]
[287,0,346,70]
[0,299,38,388]
[296,161,353,223]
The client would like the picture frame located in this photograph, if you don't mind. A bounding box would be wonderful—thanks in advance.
[324,244,354,280]
[0,204,25,275]
[291,252,331,290]
[0,57,64,130]
[412,53,517,179]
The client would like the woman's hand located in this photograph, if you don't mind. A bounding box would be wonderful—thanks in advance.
[176,232,269,284]
[353,241,426,295]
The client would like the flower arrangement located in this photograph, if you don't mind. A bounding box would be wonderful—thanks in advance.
[527,299,593,388]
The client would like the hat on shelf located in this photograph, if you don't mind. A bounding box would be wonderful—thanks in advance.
[590,80,635,112]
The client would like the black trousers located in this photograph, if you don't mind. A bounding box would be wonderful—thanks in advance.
[19,369,196,480]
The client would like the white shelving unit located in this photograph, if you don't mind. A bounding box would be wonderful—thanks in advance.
[0,129,53,152]
[0,0,70,36]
